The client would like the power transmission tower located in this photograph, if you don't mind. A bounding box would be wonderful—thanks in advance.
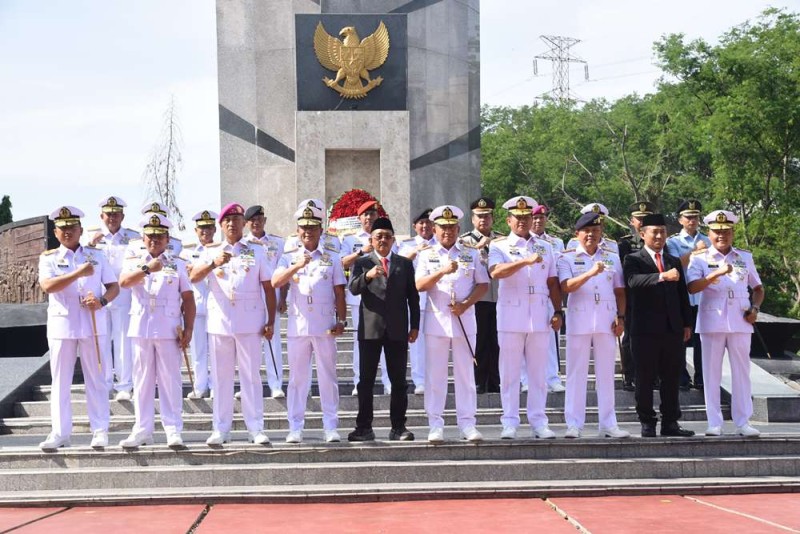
[533,35,589,103]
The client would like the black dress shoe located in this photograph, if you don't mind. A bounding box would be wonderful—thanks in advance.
[389,427,415,441]
[692,382,704,391]
[660,423,695,437]
[679,383,691,392]
[476,384,486,395]
[347,428,375,442]
[487,384,501,393]
[641,423,656,438]
[622,380,635,392]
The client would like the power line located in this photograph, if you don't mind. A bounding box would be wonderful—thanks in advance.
[533,35,588,104]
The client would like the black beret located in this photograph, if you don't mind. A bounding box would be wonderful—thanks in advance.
[244,205,265,221]
[640,213,666,227]
[413,208,433,224]
[677,199,702,216]
[371,217,394,234]
[629,201,655,217]
[575,212,603,231]
[470,197,495,213]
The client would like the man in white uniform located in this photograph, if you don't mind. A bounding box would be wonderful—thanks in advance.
[488,196,564,440]
[118,213,196,448]
[190,203,276,446]
[558,211,629,439]
[84,196,139,399]
[245,204,287,399]
[340,200,392,395]
[38,206,119,450]
[416,205,487,443]
[180,210,218,399]
[687,210,765,438]
[399,208,436,394]
[566,203,619,254]
[284,199,342,254]
[272,203,348,443]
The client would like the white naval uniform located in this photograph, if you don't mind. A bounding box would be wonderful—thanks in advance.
[124,251,192,437]
[416,243,489,430]
[399,234,436,389]
[524,231,565,390]
[687,247,763,428]
[85,226,140,392]
[180,244,212,395]
[38,245,113,439]
[558,246,624,430]
[488,234,559,430]
[275,246,346,431]
[251,233,286,394]
[200,239,273,434]
[340,230,392,390]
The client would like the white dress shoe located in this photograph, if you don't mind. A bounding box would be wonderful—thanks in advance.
[206,431,231,446]
[384,386,392,395]
[736,424,761,438]
[271,388,285,399]
[351,386,359,396]
[187,389,207,400]
[167,433,184,448]
[114,390,132,401]
[428,427,445,443]
[324,429,341,443]
[548,382,566,393]
[564,426,581,439]
[705,426,723,437]
[599,426,630,439]
[119,433,154,448]
[249,431,270,445]
[90,430,109,448]
[520,384,529,393]
[285,430,303,443]
[414,385,425,395]
[500,426,517,440]
[461,426,483,442]
[39,433,70,451]
[234,390,242,400]
[532,426,556,439]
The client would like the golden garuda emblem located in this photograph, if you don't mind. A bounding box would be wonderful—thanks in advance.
[313,21,390,99]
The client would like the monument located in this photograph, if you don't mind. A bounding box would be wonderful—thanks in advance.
[215,0,481,236]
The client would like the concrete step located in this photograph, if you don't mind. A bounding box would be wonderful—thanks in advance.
[16,389,707,417]
[0,405,720,435]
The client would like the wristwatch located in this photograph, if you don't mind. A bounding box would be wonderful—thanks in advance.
[99,296,108,307]
[141,264,150,275]
[338,320,348,327]
[553,310,565,318]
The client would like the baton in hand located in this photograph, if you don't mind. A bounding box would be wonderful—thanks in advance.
[176,326,195,393]
[86,291,103,372]
[264,326,280,379]
[451,291,477,366]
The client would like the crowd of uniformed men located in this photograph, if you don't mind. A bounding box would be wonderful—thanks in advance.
[36,192,765,450]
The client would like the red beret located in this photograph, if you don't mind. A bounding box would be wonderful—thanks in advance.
[532,204,549,216]
[357,200,378,216]
[219,202,245,221]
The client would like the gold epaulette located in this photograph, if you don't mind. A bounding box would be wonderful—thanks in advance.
[129,237,142,242]
[491,235,507,242]
[691,248,707,256]
[562,248,576,254]
[41,248,58,256]
[183,243,197,249]
[85,226,100,232]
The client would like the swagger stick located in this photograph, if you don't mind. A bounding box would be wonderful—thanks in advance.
[264,326,280,379]
[86,291,103,372]
[176,326,195,393]
[451,287,478,366]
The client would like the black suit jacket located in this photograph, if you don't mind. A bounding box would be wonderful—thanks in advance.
[349,252,420,341]
[623,248,692,335]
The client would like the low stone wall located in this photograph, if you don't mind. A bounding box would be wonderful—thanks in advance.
[0,216,56,304]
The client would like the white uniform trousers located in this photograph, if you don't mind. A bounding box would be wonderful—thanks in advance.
[520,322,560,389]
[190,315,211,394]
[48,337,110,438]
[564,333,618,430]
[499,331,551,429]
[424,334,477,430]
[263,288,284,393]
[130,338,183,436]
[700,333,753,428]
[409,306,426,388]
[210,333,264,433]
[350,304,390,388]
[105,303,133,392]
[286,336,339,431]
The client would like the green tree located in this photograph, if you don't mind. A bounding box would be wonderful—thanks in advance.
[0,195,12,225]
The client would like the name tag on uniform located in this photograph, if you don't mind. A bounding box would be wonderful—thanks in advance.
[708,264,718,269]
[509,247,520,255]
[574,261,585,265]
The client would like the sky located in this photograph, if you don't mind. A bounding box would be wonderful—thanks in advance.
[0,0,795,241]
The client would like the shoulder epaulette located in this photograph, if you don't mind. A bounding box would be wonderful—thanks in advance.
[129,237,142,242]
[733,247,751,254]
[459,231,472,239]
[84,244,98,250]
[41,248,58,256]
[491,235,507,242]
[691,248,707,256]
[620,234,633,240]
[85,226,100,233]
[600,244,615,252]
[267,233,282,240]
[206,242,222,248]
[669,232,680,238]
[562,248,576,254]
[183,243,197,249]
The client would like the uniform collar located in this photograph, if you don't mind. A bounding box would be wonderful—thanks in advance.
[679,228,700,241]
[709,246,736,260]
[434,241,462,254]
[576,244,601,257]
[509,232,534,246]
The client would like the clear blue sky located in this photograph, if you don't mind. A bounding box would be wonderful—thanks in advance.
[0,0,793,239]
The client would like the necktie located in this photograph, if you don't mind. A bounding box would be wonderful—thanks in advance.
[381,256,389,278]
[655,252,664,273]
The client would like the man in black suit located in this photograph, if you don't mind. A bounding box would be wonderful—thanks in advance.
[623,213,695,438]
[347,217,420,441]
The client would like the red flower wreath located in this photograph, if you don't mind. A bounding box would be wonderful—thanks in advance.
[329,189,389,221]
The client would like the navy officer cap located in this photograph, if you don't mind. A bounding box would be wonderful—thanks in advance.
[244,205,265,221]
[575,212,604,231]
[413,208,433,224]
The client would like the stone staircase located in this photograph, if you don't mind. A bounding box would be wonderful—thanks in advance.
[0,317,798,505]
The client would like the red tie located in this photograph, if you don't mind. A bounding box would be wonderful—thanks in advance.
[655,252,664,273]
[381,256,389,278]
